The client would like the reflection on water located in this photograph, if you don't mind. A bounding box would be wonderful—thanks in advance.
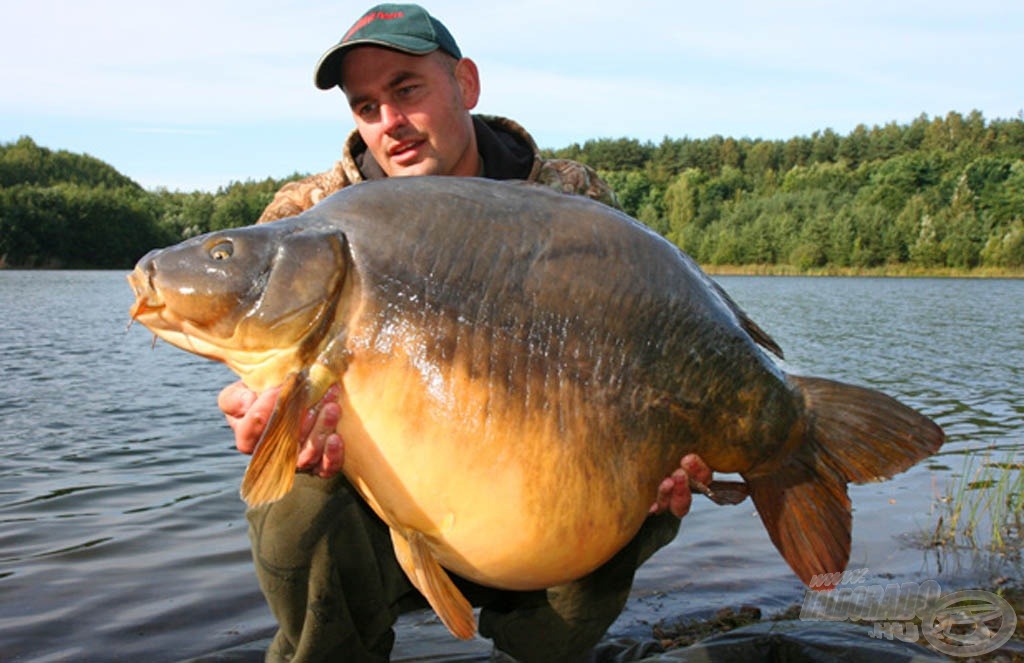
[0,272,1021,661]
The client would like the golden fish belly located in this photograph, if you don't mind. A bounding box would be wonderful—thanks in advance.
[334,348,656,591]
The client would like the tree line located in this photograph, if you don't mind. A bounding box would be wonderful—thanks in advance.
[0,136,292,268]
[546,110,1024,271]
[2,109,1022,270]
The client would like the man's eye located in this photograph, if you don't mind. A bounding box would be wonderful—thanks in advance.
[357,103,379,120]
[396,85,419,98]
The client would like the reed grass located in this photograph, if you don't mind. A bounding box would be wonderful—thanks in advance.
[928,450,1023,557]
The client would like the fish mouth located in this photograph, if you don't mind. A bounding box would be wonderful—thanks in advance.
[125,263,308,385]
[128,295,165,320]
[127,269,165,321]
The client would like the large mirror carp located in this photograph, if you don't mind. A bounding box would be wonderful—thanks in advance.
[128,177,943,639]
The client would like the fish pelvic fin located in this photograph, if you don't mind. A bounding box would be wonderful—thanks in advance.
[390,529,476,640]
[240,370,307,508]
[747,375,944,588]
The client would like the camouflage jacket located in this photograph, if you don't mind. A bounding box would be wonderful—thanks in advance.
[256,115,617,223]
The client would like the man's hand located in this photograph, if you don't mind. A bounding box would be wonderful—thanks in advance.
[217,381,345,478]
[649,454,712,518]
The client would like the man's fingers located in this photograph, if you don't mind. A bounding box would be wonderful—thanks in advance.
[317,434,344,477]
[679,453,712,485]
[225,379,346,477]
[650,455,712,517]
[218,381,256,419]
[296,385,343,476]
[233,388,279,454]
[650,476,677,514]
[298,384,341,440]
[297,402,341,468]
[667,467,693,518]
[299,430,344,479]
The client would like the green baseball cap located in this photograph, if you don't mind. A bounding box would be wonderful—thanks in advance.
[314,4,462,90]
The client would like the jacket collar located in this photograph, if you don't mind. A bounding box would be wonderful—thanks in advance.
[341,114,542,183]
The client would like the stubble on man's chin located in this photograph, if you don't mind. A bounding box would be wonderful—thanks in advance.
[386,159,442,179]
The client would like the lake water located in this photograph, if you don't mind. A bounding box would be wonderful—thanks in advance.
[1,271,1021,662]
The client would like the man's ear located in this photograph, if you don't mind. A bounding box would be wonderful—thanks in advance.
[454,57,481,110]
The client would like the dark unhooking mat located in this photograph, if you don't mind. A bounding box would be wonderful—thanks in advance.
[623,620,946,663]
[183,619,950,662]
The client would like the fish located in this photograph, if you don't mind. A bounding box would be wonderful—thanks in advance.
[127,176,944,640]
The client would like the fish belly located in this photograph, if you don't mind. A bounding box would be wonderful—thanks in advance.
[335,352,653,591]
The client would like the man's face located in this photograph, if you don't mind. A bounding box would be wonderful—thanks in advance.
[341,46,480,178]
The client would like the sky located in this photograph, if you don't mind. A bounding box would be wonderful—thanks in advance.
[2,0,1022,192]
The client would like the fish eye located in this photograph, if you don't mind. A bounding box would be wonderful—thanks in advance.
[209,240,233,261]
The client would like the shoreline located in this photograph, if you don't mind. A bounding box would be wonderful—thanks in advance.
[4,264,1024,278]
[700,264,1024,278]
[652,579,1023,660]
[189,580,1024,662]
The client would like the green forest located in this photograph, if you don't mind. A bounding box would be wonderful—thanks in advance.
[2,109,1023,272]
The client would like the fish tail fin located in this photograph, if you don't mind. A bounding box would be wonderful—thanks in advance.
[747,375,944,588]
[789,375,945,482]
[240,371,307,507]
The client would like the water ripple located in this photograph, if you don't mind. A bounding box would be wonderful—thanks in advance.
[1,272,1020,662]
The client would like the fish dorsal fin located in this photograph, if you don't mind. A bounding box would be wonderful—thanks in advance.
[240,370,307,507]
[390,528,476,640]
[709,278,784,358]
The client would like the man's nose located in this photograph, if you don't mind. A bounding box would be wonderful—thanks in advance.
[379,104,408,131]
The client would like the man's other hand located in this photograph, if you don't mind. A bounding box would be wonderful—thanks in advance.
[650,454,712,518]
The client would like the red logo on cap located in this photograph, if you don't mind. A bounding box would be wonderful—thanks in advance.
[344,10,405,41]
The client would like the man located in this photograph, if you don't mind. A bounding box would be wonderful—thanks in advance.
[219,5,710,661]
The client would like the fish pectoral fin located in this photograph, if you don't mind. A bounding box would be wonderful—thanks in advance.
[390,528,476,640]
[240,370,307,508]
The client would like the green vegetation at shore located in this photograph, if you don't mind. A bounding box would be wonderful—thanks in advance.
[0,136,293,268]
[553,110,1024,275]
[924,451,1023,562]
[701,264,1024,278]
[2,109,1022,271]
